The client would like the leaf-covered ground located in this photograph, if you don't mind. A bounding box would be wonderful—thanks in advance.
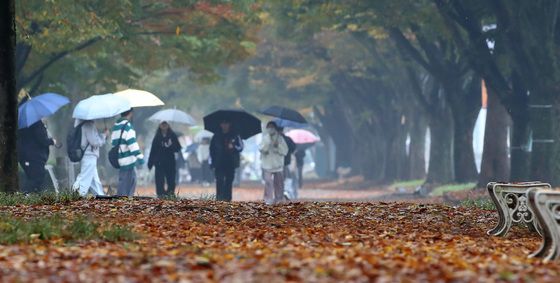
[0,200,558,282]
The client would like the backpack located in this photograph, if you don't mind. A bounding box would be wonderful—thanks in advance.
[67,121,89,162]
[108,122,128,169]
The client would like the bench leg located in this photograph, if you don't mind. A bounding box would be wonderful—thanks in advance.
[528,190,551,258]
[487,183,508,236]
[528,191,560,261]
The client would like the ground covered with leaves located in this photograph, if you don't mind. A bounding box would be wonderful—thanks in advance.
[0,199,558,282]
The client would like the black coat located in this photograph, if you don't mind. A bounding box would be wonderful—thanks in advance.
[210,132,243,170]
[17,121,54,164]
[148,129,181,169]
[282,134,296,166]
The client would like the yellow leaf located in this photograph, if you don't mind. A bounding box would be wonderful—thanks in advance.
[176,26,181,36]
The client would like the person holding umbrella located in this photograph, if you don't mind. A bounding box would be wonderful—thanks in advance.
[17,117,58,193]
[72,93,132,196]
[111,109,145,197]
[71,120,109,196]
[260,121,289,205]
[17,93,69,193]
[147,121,181,198]
[278,126,297,199]
[204,109,261,201]
[209,120,244,201]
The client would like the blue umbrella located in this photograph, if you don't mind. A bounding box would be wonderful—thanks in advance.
[72,94,131,120]
[272,118,308,129]
[18,93,70,129]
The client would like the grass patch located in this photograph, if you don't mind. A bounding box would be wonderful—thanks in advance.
[0,191,82,206]
[431,183,476,196]
[0,214,138,244]
[102,225,139,242]
[391,179,424,189]
[459,198,495,210]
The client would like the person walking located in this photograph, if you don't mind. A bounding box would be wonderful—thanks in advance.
[17,118,57,194]
[198,137,212,186]
[260,121,288,205]
[72,120,108,196]
[148,121,181,198]
[295,148,306,188]
[210,120,243,201]
[278,126,296,199]
[111,109,144,197]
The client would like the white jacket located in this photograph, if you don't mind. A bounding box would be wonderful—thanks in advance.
[81,121,106,158]
[260,133,288,173]
[197,144,210,162]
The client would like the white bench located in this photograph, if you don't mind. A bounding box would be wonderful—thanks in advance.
[528,188,560,261]
[487,182,551,237]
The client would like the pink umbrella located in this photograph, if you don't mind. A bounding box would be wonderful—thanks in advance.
[286,129,320,144]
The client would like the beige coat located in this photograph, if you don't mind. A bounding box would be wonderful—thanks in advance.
[260,133,288,173]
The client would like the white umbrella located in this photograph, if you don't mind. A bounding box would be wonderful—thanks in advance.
[195,130,214,142]
[114,89,164,107]
[148,109,197,125]
[72,94,131,120]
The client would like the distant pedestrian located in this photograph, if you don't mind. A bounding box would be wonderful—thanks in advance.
[198,137,212,186]
[278,127,296,199]
[260,121,288,205]
[295,148,306,188]
[111,109,144,197]
[17,118,57,194]
[72,120,108,196]
[148,121,181,198]
[210,120,243,201]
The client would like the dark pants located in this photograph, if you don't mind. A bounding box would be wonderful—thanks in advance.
[155,162,176,198]
[201,161,213,183]
[215,167,235,201]
[20,160,46,194]
[117,168,136,197]
[297,165,304,188]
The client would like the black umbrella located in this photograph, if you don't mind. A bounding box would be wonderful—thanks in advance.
[203,109,261,139]
[261,106,307,124]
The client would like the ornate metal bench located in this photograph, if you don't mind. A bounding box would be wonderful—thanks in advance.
[487,182,551,237]
[528,189,560,261]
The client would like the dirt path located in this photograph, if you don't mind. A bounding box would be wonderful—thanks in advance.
[136,180,390,202]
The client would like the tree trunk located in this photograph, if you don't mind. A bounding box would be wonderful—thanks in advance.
[452,112,478,183]
[509,114,531,181]
[508,72,531,181]
[426,110,454,185]
[0,0,18,193]
[408,115,427,180]
[478,90,510,186]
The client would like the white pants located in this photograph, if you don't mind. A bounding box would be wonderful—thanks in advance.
[73,155,104,196]
[263,171,284,205]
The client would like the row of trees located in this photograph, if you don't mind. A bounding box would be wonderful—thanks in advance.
[241,0,560,187]
[1,0,262,191]
[2,0,560,191]
[65,0,560,188]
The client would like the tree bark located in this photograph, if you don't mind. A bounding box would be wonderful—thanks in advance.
[0,0,18,193]
[426,109,454,185]
[452,115,478,182]
[509,74,531,181]
[408,115,427,180]
[478,89,510,186]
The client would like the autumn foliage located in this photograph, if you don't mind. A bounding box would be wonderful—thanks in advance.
[0,200,558,282]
